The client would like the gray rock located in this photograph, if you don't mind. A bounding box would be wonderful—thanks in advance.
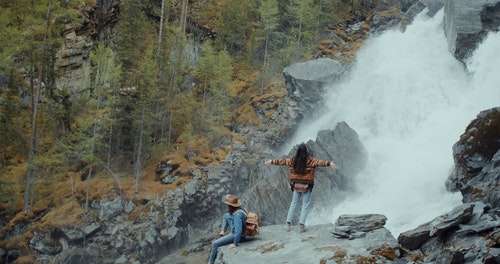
[399,0,427,32]
[444,0,500,62]
[282,58,344,118]
[29,232,63,255]
[334,214,387,232]
[432,248,464,264]
[124,200,134,214]
[98,197,123,221]
[52,248,96,264]
[61,227,85,242]
[315,122,368,180]
[215,223,398,264]
[398,222,431,250]
[446,107,500,208]
[397,0,416,12]
[429,203,474,236]
[332,226,366,240]
[423,0,447,16]
[283,58,344,84]
[54,0,118,100]
[83,223,101,236]
[484,248,500,263]
[458,217,500,235]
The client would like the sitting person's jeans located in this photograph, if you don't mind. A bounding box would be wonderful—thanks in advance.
[209,233,234,263]
[209,213,245,263]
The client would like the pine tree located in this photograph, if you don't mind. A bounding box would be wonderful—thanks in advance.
[216,0,257,56]
[287,0,317,62]
[75,44,122,211]
[156,16,189,147]
[0,0,84,213]
[171,93,198,141]
[0,70,25,169]
[115,0,153,70]
[258,0,280,94]
[192,41,234,144]
[133,48,157,193]
[24,0,54,214]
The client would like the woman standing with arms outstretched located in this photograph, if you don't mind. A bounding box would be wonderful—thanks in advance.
[265,143,336,233]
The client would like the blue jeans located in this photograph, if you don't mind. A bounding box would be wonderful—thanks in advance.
[209,213,245,263]
[286,189,312,225]
[209,233,234,263]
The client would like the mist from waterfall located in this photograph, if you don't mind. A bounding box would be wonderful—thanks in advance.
[290,9,500,235]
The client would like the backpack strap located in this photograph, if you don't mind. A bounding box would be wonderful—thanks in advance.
[236,208,248,217]
[236,209,248,237]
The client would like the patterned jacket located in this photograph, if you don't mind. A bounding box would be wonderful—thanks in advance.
[269,156,331,185]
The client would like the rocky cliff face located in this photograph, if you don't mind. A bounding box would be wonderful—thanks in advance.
[55,0,119,98]
[444,0,500,62]
[282,58,345,119]
[399,0,500,63]
[446,107,500,208]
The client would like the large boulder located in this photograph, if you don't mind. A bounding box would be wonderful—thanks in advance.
[446,107,500,208]
[251,121,367,226]
[444,0,500,62]
[399,0,446,32]
[282,58,344,119]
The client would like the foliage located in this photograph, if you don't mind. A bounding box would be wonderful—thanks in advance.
[0,70,27,168]
[192,41,234,138]
[114,0,155,70]
[0,0,378,260]
[216,0,258,57]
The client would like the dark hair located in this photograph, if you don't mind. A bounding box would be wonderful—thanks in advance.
[293,143,308,174]
[228,205,239,214]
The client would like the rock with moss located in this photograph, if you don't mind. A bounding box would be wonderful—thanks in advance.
[446,107,500,208]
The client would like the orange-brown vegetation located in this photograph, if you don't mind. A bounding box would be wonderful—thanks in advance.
[370,244,399,259]
[460,109,500,162]
[236,77,286,126]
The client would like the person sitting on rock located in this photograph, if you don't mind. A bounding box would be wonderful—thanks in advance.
[208,194,247,264]
[265,143,336,233]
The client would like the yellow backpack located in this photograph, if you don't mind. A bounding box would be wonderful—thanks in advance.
[238,209,260,237]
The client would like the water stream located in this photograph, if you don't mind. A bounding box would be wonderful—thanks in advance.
[290,9,500,235]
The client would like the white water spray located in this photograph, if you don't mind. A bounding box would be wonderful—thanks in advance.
[293,10,500,235]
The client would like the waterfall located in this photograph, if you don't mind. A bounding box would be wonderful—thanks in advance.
[292,9,500,235]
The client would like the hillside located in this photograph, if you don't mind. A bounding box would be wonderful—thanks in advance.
[0,0,408,263]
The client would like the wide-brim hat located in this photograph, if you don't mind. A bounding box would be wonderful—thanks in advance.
[224,194,242,207]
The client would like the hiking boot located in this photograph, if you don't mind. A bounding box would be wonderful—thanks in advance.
[285,222,291,232]
[299,224,307,233]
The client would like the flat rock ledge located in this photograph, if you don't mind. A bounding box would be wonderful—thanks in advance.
[215,214,398,264]
[162,203,500,264]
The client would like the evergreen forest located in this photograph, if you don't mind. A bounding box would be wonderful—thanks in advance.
[0,0,390,260]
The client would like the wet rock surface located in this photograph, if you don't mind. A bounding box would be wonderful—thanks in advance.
[444,0,500,62]
[446,107,500,208]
